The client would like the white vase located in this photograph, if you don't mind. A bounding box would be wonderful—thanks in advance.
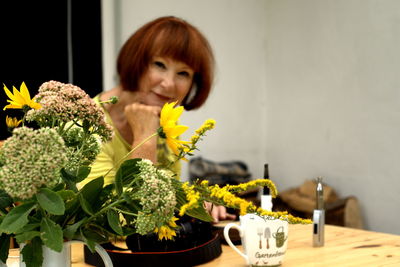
[19,240,113,267]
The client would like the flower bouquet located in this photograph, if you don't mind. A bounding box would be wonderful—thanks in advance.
[0,81,310,267]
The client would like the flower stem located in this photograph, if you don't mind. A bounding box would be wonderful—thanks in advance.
[103,132,158,178]
[112,207,137,216]
[86,199,124,223]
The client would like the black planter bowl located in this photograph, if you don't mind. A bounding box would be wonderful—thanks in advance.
[84,218,222,267]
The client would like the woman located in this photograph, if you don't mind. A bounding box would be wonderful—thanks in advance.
[86,16,234,222]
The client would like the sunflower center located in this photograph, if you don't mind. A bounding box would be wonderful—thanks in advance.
[157,127,166,139]
[22,104,31,113]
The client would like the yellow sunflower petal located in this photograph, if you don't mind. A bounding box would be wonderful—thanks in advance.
[4,104,19,110]
[167,125,189,137]
[12,86,28,105]
[160,102,175,125]
[166,138,180,156]
[20,82,31,100]
[3,84,16,101]
[168,105,184,122]
[30,101,42,110]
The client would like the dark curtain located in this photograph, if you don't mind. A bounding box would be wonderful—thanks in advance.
[0,0,103,140]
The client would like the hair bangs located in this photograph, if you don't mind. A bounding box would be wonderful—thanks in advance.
[151,27,202,72]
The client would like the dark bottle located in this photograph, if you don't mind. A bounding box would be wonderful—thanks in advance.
[261,163,272,211]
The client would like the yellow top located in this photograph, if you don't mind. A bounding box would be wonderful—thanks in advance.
[81,95,180,186]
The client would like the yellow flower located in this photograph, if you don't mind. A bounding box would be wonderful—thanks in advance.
[190,134,200,143]
[225,179,278,198]
[200,180,209,186]
[168,217,179,228]
[3,82,41,111]
[195,119,216,135]
[159,101,189,155]
[153,217,179,240]
[154,225,177,240]
[179,182,201,216]
[5,116,22,129]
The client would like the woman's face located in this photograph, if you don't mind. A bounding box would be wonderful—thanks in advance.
[136,56,194,107]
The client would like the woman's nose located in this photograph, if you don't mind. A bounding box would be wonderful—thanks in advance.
[160,72,175,90]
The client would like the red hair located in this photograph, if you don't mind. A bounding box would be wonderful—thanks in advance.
[117,16,214,110]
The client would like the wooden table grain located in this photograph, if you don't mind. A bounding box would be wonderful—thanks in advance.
[8,224,399,266]
[197,224,400,267]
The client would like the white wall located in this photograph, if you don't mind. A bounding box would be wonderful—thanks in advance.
[264,0,400,235]
[102,0,400,235]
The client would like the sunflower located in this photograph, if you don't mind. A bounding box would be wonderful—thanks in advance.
[3,82,42,111]
[158,101,189,155]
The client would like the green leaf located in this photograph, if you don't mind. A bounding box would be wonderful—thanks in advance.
[15,223,41,234]
[83,234,96,252]
[57,191,79,216]
[57,189,76,200]
[122,227,137,236]
[79,194,94,215]
[80,227,108,251]
[115,169,123,196]
[80,177,104,205]
[0,202,36,234]
[0,190,12,209]
[40,217,63,252]
[61,166,91,184]
[52,182,65,192]
[0,233,10,263]
[115,159,141,185]
[36,188,65,215]
[15,231,41,243]
[57,190,78,211]
[60,168,79,191]
[107,209,123,235]
[184,205,214,222]
[20,237,43,267]
[76,166,91,180]
[63,219,86,240]
[81,228,109,247]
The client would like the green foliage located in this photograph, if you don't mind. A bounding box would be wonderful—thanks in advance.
[115,158,141,196]
[15,231,40,244]
[36,188,65,215]
[0,202,36,234]
[107,209,123,235]
[40,217,63,252]
[0,190,12,209]
[0,81,228,266]
[20,237,43,267]
[0,233,10,263]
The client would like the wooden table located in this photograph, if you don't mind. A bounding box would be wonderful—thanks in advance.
[198,224,400,266]
[6,224,400,266]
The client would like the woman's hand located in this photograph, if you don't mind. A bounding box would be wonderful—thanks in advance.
[124,103,161,162]
[124,103,161,139]
[205,202,236,223]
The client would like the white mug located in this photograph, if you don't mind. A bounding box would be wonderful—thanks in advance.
[224,214,289,266]
[19,240,113,267]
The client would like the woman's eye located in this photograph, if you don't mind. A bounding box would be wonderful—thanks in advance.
[154,61,166,69]
[178,71,190,77]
